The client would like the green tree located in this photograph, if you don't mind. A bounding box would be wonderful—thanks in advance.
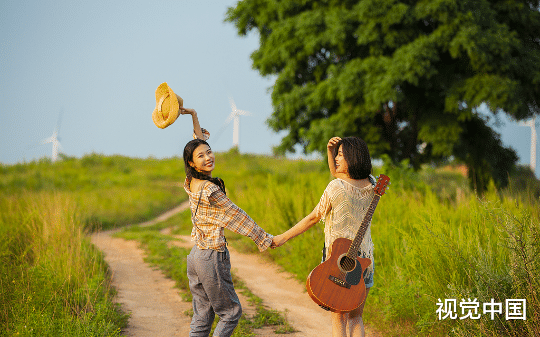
[226,0,540,192]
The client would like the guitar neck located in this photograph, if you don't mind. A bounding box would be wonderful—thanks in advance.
[347,194,381,257]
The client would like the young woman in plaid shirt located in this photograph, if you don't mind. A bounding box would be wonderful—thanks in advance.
[180,108,275,337]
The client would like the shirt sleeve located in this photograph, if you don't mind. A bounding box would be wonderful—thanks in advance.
[208,186,273,251]
[314,181,335,220]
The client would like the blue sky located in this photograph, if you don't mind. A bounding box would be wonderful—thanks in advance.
[1,0,538,178]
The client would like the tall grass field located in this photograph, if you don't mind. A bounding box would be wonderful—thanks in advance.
[0,192,128,335]
[1,151,539,336]
[0,154,185,336]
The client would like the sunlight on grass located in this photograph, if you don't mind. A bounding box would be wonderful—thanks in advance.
[0,192,128,336]
[1,152,538,336]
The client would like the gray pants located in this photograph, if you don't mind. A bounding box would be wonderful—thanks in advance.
[187,246,242,337]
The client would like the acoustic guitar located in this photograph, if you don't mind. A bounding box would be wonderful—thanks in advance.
[306,174,390,313]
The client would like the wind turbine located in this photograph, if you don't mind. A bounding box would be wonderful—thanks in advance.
[41,111,63,162]
[518,116,537,173]
[215,97,251,148]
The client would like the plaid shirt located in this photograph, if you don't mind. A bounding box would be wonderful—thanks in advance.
[183,179,273,252]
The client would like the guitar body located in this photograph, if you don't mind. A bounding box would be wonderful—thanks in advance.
[306,238,372,313]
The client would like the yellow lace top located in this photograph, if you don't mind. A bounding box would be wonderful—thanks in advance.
[314,178,375,268]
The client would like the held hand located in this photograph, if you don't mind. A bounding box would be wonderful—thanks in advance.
[327,137,341,155]
[180,107,196,115]
[271,234,288,249]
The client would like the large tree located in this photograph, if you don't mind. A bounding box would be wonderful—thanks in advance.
[226,0,540,191]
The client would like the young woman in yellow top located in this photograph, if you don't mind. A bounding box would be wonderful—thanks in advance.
[273,136,375,337]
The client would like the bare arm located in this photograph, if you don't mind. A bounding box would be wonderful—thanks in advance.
[180,108,204,139]
[327,137,341,178]
[272,208,321,248]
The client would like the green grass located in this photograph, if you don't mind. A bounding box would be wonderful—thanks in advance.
[2,151,538,336]
[0,153,187,230]
[183,150,540,337]
[0,192,129,336]
[0,153,187,336]
[114,223,192,301]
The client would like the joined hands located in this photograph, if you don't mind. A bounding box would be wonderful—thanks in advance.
[270,234,287,249]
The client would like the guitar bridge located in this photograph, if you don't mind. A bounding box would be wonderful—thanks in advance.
[318,304,331,311]
[329,275,351,289]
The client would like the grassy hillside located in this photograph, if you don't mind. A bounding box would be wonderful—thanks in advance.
[0,153,187,336]
[1,151,539,336]
[0,154,187,230]
[0,192,129,336]
[179,150,540,336]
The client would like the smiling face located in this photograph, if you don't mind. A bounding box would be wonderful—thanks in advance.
[334,145,349,177]
[189,144,215,176]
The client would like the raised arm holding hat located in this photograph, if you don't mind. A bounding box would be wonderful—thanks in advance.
[179,107,206,140]
[152,82,210,140]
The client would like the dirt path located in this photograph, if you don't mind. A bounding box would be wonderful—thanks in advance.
[91,202,379,336]
[168,235,333,336]
[92,231,192,336]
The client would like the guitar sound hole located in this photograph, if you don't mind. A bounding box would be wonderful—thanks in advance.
[339,255,356,272]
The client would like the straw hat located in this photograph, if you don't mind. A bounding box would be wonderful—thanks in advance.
[152,82,183,129]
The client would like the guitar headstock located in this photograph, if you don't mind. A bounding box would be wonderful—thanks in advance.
[374,174,390,196]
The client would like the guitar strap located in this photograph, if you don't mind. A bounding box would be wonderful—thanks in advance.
[193,181,207,217]
[192,181,227,245]
[192,181,208,234]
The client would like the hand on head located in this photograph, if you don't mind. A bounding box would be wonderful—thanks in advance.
[327,137,341,154]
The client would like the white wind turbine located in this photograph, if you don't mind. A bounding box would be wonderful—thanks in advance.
[222,97,251,148]
[41,111,63,162]
[518,116,537,173]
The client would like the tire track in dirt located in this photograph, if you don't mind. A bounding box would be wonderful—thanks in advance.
[92,231,192,336]
[91,202,193,336]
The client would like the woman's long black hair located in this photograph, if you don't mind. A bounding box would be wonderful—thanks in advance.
[334,137,372,180]
[183,139,226,194]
